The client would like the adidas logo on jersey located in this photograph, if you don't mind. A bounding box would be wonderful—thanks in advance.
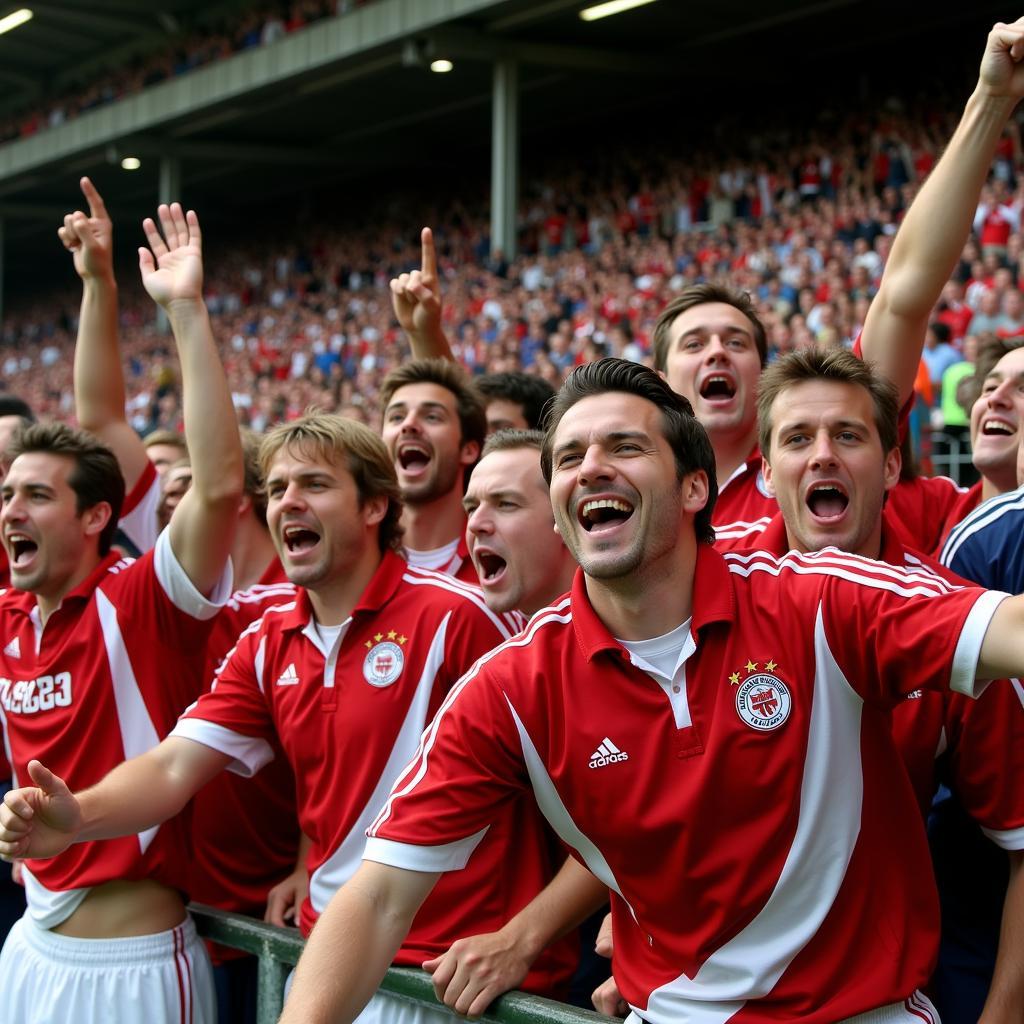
[589,737,629,769]
[275,663,300,686]
[3,637,20,659]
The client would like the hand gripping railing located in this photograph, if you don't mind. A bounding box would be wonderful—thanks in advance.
[190,903,615,1024]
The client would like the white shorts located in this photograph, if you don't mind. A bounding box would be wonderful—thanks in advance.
[627,990,941,1024]
[842,991,940,1023]
[0,912,215,1024]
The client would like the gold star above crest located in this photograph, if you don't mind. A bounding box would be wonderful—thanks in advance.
[765,660,777,673]
[398,635,407,645]
[387,630,397,640]
[374,632,383,643]
[364,640,373,649]
[745,660,757,673]
[729,672,741,685]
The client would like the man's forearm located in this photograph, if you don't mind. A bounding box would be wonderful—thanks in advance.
[77,738,227,843]
[863,87,1017,403]
[499,857,608,961]
[74,273,125,430]
[407,324,455,362]
[280,868,430,1024]
[980,851,1024,1023]
[167,298,243,506]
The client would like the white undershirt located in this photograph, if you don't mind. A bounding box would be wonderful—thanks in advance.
[618,618,695,729]
[404,538,461,572]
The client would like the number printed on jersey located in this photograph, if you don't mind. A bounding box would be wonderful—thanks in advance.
[0,673,72,714]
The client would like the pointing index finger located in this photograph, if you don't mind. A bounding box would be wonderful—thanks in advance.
[421,227,437,283]
[80,177,109,221]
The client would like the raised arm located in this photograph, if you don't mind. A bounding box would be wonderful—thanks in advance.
[861,19,1024,406]
[63,177,151,492]
[279,860,439,1024]
[0,738,229,862]
[390,227,455,361]
[139,204,244,595]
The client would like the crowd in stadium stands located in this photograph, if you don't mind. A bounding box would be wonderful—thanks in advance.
[2,96,1022,481]
[3,16,1024,1024]
[0,0,376,145]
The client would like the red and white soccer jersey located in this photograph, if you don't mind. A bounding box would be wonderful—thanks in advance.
[708,447,777,544]
[172,551,574,993]
[118,459,162,556]
[742,514,1024,842]
[365,546,1007,1022]
[187,559,301,942]
[0,531,230,927]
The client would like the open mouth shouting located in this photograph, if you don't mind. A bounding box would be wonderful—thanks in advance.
[804,482,850,524]
[698,373,737,406]
[473,548,508,585]
[282,522,321,559]
[5,532,38,570]
[396,442,432,477]
[577,496,636,534]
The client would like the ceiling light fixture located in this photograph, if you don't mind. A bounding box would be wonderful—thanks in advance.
[579,0,657,22]
[0,8,32,35]
[121,156,141,171]
[430,58,453,73]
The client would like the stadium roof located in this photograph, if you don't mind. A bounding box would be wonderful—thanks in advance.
[0,0,1015,281]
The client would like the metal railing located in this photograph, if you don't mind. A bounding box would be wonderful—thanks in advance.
[927,429,976,486]
[191,903,614,1024]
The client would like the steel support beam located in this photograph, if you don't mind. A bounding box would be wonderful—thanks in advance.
[490,58,518,262]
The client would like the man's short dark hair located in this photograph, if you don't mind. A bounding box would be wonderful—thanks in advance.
[757,348,900,459]
[476,373,556,431]
[380,359,486,453]
[540,358,718,545]
[652,282,769,373]
[0,395,34,423]
[6,422,125,555]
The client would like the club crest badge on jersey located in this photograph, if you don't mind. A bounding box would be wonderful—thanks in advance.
[729,658,791,731]
[363,636,405,688]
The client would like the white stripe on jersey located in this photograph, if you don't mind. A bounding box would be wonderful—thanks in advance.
[711,516,773,539]
[939,487,1024,567]
[402,563,523,636]
[502,693,639,925]
[641,603,864,1024]
[401,568,518,640]
[95,589,161,854]
[723,549,961,599]
[208,602,296,687]
[309,609,455,912]
[226,584,296,611]
[369,598,573,836]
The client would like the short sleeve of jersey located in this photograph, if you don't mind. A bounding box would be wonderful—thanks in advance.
[172,625,276,777]
[97,533,229,670]
[809,550,1008,704]
[117,460,161,555]
[944,680,1024,850]
[365,658,529,873]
